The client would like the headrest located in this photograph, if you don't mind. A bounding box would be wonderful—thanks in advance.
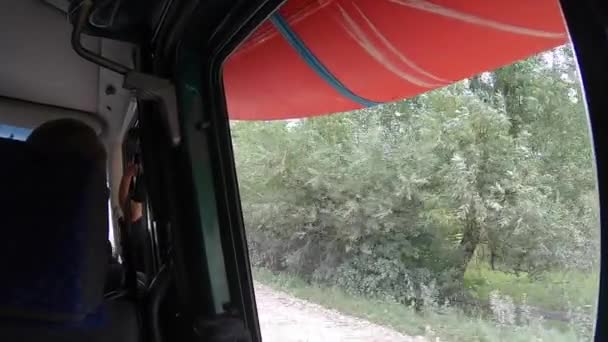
[0,138,108,322]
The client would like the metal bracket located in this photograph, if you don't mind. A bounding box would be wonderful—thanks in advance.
[72,0,132,75]
[124,71,181,145]
[71,0,181,145]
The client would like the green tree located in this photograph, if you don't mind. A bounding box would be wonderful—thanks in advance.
[231,43,598,308]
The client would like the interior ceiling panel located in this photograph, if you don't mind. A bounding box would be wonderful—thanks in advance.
[0,0,100,113]
[0,96,103,133]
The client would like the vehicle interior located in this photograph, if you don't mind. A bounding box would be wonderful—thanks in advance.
[0,0,606,341]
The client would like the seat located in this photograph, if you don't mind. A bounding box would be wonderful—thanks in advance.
[0,137,139,341]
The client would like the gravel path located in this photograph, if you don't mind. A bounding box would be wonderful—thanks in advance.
[255,283,427,342]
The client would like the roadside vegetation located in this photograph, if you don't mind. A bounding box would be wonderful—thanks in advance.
[254,267,588,341]
[232,44,599,341]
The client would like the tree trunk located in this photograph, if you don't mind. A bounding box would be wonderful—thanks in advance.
[448,216,482,301]
[460,218,481,272]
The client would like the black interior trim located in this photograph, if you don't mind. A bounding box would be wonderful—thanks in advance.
[146,265,171,342]
[163,0,287,339]
[559,0,608,340]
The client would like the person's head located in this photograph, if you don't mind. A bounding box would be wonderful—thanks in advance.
[26,118,106,168]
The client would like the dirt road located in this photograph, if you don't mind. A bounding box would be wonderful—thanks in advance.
[254,283,426,342]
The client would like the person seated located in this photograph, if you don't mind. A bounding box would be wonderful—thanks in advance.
[118,161,152,285]
[2,118,141,341]
[26,118,106,169]
[119,162,144,226]
[26,119,124,292]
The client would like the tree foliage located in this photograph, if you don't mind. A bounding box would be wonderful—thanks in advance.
[231,44,598,306]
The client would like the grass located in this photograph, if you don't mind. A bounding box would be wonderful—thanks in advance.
[464,263,598,312]
[254,267,585,342]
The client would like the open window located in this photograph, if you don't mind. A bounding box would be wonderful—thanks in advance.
[221,1,607,341]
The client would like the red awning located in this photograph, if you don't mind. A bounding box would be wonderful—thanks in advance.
[224,0,567,120]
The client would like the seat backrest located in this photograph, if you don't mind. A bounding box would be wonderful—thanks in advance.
[0,136,139,341]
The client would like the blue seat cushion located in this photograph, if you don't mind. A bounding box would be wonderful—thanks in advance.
[0,138,108,322]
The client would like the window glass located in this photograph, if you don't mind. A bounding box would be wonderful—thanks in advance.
[227,27,599,342]
[0,124,31,140]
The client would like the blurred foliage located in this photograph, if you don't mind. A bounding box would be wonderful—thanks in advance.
[232,44,598,333]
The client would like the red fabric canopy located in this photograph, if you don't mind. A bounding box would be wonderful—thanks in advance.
[224,0,567,120]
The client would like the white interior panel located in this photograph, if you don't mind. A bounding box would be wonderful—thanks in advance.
[0,96,103,133]
[0,0,100,113]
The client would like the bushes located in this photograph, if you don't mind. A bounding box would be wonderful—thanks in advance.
[233,44,598,332]
[254,268,587,341]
